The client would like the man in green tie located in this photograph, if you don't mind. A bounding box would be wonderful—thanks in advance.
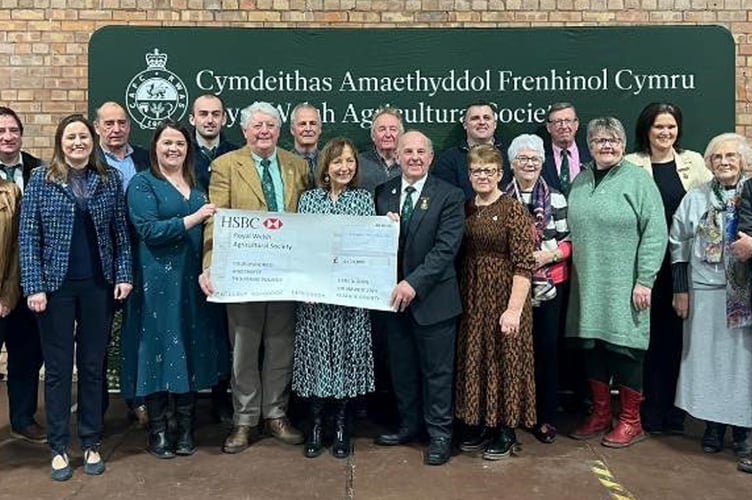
[373,130,465,466]
[199,102,310,454]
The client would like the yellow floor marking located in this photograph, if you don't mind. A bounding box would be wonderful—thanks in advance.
[591,460,637,500]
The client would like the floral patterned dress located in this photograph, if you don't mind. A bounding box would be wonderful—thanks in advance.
[292,187,376,398]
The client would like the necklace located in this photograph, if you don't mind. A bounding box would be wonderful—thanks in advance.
[474,191,501,218]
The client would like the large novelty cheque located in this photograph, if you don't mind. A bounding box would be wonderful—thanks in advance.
[208,209,399,311]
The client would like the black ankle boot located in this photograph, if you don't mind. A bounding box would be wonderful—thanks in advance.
[174,393,197,456]
[146,392,175,459]
[482,427,517,461]
[305,397,325,458]
[702,421,727,453]
[459,424,490,452]
[331,399,351,459]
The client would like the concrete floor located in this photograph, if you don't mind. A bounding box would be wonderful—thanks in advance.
[0,385,749,500]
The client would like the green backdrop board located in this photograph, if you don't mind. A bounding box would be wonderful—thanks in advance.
[89,26,734,157]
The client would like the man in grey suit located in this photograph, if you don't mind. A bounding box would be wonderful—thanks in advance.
[373,130,465,466]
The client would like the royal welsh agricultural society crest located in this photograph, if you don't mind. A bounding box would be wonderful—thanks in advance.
[126,49,189,130]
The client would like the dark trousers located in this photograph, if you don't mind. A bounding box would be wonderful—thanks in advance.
[0,301,43,431]
[384,312,456,440]
[36,278,113,454]
[532,292,563,424]
[643,269,685,429]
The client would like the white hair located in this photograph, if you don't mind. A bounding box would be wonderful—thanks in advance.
[240,101,281,129]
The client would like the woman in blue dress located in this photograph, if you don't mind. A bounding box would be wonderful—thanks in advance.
[293,137,376,459]
[122,120,228,459]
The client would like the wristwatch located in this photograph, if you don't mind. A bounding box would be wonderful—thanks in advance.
[551,250,562,263]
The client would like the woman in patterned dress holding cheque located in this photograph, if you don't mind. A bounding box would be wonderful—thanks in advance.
[293,137,375,460]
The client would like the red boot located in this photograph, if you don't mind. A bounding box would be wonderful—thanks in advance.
[602,386,646,448]
[570,380,612,440]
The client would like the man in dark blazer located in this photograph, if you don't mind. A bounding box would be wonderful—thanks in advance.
[94,101,150,193]
[432,101,507,199]
[374,130,465,466]
[93,101,149,425]
[190,94,239,192]
[188,93,239,426]
[0,106,46,444]
[540,102,591,196]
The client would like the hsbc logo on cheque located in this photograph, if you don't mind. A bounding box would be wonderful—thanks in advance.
[263,218,284,230]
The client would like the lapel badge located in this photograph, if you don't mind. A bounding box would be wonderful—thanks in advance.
[391,188,397,195]
[419,197,429,210]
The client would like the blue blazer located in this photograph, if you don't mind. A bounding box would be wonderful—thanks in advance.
[19,165,133,296]
[540,141,592,193]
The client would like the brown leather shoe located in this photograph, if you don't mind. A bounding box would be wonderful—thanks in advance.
[222,425,255,454]
[133,405,149,429]
[266,417,304,445]
[10,422,47,444]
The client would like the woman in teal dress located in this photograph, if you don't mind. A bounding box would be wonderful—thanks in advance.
[293,137,375,460]
[122,120,228,459]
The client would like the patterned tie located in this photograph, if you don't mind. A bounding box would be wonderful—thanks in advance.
[1,164,19,181]
[260,158,278,211]
[305,155,316,184]
[401,186,416,227]
[200,146,216,161]
[559,149,571,196]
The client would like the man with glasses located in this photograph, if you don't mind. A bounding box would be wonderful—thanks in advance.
[541,102,591,197]
[433,101,507,200]
[0,106,46,444]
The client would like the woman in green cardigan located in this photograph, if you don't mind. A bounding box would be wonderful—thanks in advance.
[566,117,667,448]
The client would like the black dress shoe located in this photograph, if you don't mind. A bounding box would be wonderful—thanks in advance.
[425,437,451,466]
[375,428,420,446]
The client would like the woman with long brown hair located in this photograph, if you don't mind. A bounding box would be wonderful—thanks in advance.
[121,120,228,459]
[20,113,133,480]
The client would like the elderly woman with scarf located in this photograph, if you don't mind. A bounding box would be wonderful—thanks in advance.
[504,134,571,444]
[672,133,752,464]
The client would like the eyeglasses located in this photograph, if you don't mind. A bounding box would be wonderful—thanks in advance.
[710,152,741,163]
[548,118,577,127]
[514,155,542,166]
[590,137,622,146]
[469,167,499,178]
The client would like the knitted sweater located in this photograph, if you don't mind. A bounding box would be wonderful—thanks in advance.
[565,160,667,350]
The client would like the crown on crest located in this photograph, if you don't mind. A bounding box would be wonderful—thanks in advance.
[145,49,168,69]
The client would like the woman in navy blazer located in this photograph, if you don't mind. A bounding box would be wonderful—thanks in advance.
[19,114,132,481]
